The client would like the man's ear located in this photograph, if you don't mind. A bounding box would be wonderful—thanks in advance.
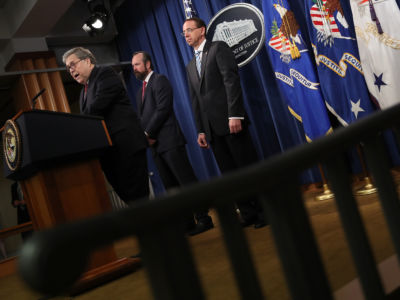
[146,60,151,70]
[201,27,206,36]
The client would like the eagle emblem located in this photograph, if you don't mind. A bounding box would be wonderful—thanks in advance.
[268,3,302,63]
[2,119,22,171]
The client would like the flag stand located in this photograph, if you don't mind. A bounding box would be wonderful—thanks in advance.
[354,145,377,196]
[315,164,334,201]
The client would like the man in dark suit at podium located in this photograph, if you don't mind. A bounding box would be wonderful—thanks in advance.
[131,51,213,235]
[62,47,149,205]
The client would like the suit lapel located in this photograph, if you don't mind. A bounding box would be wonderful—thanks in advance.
[142,73,155,107]
[199,41,211,81]
[136,88,143,115]
[81,67,99,113]
[188,41,211,91]
[79,89,86,113]
[140,74,154,113]
[145,75,154,100]
[188,58,200,86]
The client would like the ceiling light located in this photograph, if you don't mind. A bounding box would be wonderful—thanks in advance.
[82,4,109,36]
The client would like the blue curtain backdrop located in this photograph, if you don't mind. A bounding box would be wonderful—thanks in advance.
[113,0,399,194]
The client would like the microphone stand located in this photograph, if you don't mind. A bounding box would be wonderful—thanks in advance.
[31,88,46,110]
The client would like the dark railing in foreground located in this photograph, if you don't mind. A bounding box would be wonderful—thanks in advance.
[18,103,400,300]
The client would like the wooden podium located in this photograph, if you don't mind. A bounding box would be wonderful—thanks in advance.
[2,110,140,294]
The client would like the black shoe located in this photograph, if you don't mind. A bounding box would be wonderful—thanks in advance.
[188,220,214,236]
[130,252,141,259]
[241,219,254,227]
[241,215,258,227]
[254,219,267,229]
[186,220,196,232]
[241,216,267,229]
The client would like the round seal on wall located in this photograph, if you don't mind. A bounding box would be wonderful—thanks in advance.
[3,119,22,171]
[206,3,265,67]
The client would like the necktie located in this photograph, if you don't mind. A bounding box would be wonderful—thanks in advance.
[142,81,147,102]
[195,50,202,76]
[84,83,88,98]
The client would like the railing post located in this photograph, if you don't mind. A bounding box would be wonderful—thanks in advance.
[216,202,264,300]
[324,154,385,300]
[263,178,333,300]
[362,133,400,258]
[137,222,204,300]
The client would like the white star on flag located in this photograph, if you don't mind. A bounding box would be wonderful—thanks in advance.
[350,99,365,118]
[350,0,400,109]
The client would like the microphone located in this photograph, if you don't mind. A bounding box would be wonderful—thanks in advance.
[31,88,46,109]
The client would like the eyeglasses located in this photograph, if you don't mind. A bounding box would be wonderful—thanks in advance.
[181,27,200,36]
[66,59,83,72]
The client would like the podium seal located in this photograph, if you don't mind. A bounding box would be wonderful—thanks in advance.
[3,119,22,171]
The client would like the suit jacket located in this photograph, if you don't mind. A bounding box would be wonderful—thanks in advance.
[136,72,186,154]
[80,66,147,154]
[186,40,247,138]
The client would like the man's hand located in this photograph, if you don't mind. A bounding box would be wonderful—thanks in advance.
[229,119,242,134]
[197,133,209,148]
[145,131,156,146]
[147,136,156,146]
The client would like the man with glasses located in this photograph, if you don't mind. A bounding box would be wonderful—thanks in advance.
[183,17,266,228]
[62,47,149,205]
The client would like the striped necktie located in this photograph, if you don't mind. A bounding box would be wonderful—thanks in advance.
[195,50,202,76]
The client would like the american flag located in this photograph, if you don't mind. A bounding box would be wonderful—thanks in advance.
[303,0,376,126]
[263,0,332,141]
[310,1,341,37]
[268,30,292,55]
[182,0,198,19]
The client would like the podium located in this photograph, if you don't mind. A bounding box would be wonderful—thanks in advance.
[2,110,140,294]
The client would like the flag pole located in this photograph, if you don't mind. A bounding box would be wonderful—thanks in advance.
[354,144,377,195]
[315,164,334,201]
[182,0,198,19]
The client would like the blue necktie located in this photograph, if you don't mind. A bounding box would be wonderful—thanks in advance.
[195,50,202,76]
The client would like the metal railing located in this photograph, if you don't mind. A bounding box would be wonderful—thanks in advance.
[18,103,400,300]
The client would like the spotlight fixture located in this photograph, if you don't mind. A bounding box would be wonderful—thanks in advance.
[82,2,110,36]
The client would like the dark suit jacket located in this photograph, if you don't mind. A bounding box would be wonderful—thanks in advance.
[80,66,147,154]
[186,40,247,138]
[136,72,186,154]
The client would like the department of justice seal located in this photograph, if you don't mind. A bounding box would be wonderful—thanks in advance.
[3,119,22,171]
[207,3,265,67]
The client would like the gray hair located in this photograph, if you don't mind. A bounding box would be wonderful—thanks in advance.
[62,47,97,65]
